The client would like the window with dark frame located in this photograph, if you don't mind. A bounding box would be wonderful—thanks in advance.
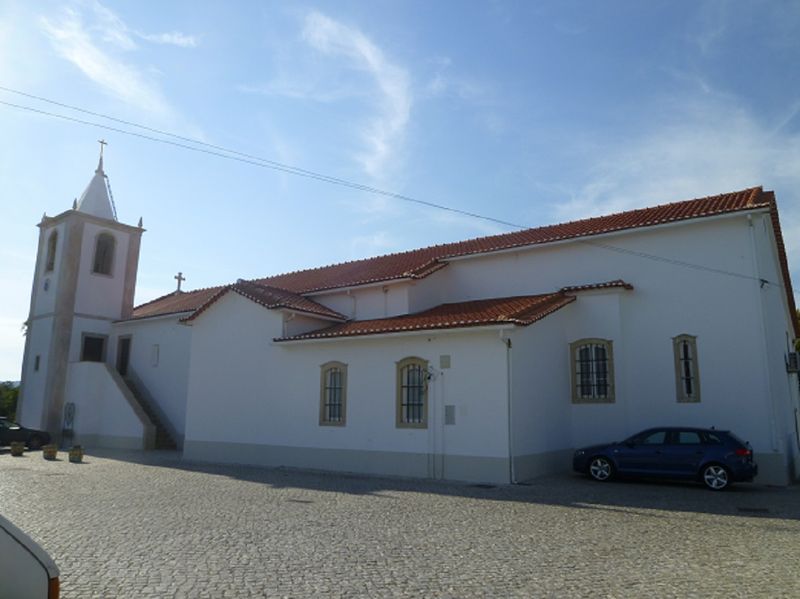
[81,335,106,362]
[321,365,345,424]
[397,358,427,426]
[673,335,700,402]
[92,233,115,275]
[571,340,614,402]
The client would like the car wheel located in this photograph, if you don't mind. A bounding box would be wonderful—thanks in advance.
[27,436,44,450]
[588,456,614,482]
[702,464,730,491]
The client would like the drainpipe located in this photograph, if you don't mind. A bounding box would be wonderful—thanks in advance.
[282,313,295,338]
[504,334,517,484]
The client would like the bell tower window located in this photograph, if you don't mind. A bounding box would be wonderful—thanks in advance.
[92,232,116,275]
[45,230,58,272]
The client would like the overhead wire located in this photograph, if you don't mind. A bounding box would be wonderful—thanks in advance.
[0,93,527,230]
[0,87,785,289]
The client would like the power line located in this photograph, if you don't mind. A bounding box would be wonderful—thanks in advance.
[0,94,527,230]
[0,89,785,289]
[579,238,783,288]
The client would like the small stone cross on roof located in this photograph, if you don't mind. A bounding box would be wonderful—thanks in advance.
[175,272,186,292]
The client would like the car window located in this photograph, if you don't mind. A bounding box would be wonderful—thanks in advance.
[639,431,667,445]
[703,432,724,445]
[675,431,702,445]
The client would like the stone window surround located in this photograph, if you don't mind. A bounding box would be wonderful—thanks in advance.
[396,356,429,429]
[673,334,701,403]
[570,338,615,404]
[319,361,347,426]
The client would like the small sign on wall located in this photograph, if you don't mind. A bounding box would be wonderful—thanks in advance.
[445,405,456,425]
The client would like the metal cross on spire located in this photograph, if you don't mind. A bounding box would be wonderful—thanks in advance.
[174,272,186,292]
[98,138,107,158]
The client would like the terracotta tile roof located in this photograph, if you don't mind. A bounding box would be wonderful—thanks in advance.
[130,187,796,335]
[255,187,773,294]
[275,292,581,342]
[180,280,346,323]
[130,286,225,320]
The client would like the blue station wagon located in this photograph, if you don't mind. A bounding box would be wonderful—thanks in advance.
[573,427,758,490]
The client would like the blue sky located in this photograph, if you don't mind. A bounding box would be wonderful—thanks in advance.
[1,0,799,379]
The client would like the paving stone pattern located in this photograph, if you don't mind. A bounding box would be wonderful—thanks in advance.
[1,449,799,598]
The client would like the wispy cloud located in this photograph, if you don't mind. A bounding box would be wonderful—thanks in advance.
[349,230,400,258]
[549,91,800,283]
[237,81,356,103]
[136,31,198,48]
[424,55,490,102]
[301,11,411,179]
[40,8,171,114]
[39,1,197,114]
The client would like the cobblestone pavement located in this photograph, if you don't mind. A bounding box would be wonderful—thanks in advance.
[1,449,799,598]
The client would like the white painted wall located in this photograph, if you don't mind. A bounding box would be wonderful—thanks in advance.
[282,313,336,337]
[17,317,52,429]
[409,213,760,308]
[310,283,410,320]
[110,315,192,440]
[74,222,130,319]
[510,305,572,462]
[176,211,798,483]
[32,221,66,316]
[64,361,149,448]
[68,316,112,362]
[751,213,800,474]
[184,293,509,478]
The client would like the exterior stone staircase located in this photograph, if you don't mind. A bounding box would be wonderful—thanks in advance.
[122,377,178,451]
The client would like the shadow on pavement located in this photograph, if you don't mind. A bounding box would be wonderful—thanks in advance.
[72,447,800,522]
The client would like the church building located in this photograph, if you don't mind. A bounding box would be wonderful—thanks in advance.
[16,152,800,486]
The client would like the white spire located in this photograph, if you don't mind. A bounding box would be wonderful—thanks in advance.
[76,141,116,221]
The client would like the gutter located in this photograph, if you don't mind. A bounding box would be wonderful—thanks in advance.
[273,324,516,345]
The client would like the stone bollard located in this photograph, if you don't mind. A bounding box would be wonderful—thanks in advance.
[42,444,58,460]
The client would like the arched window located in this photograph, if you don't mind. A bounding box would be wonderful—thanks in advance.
[396,357,428,428]
[92,232,115,275]
[45,230,58,272]
[319,361,347,426]
[673,334,700,402]
[570,339,615,403]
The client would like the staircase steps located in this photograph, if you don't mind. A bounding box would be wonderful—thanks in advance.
[123,378,178,450]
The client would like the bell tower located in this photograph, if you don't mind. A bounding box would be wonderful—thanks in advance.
[17,144,144,438]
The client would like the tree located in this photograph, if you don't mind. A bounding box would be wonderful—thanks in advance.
[0,382,19,419]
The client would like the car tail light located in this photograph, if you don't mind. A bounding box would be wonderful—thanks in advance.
[735,448,752,457]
